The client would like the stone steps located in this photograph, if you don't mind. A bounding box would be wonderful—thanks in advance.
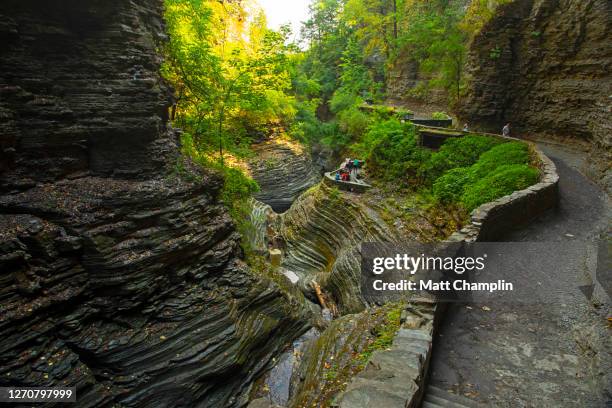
[332,320,435,408]
[421,385,483,408]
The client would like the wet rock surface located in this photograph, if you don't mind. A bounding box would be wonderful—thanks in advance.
[0,1,313,406]
[290,310,390,407]
[0,169,314,408]
[247,176,450,407]
[277,183,395,313]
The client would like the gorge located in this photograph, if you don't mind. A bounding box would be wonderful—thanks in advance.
[1,0,610,407]
[0,2,313,406]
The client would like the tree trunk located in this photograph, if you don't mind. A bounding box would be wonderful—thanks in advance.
[218,105,225,166]
[392,0,398,40]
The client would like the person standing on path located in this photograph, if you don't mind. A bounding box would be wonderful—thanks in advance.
[502,123,511,137]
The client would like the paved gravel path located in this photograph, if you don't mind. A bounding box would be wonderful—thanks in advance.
[428,142,611,407]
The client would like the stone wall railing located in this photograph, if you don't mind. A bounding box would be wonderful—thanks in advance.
[448,143,559,242]
[323,171,372,193]
[411,118,453,128]
[332,141,559,408]
[418,127,463,149]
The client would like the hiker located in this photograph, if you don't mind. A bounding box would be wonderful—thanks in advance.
[335,171,341,181]
[353,158,360,173]
[463,123,469,132]
[502,123,511,137]
[346,159,354,174]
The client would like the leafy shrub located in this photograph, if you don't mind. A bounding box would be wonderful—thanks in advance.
[178,132,259,216]
[220,166,260,207]
[469,142,530,179]
[291,98,354,150]
[421,135,501,184]
[369,104,397,118]
[337,106,372,139]
[330,90,361,114]
[433,167,471,204]
[490,46,502,60]
[320,122,352,150]
[261,90,297,126]
[290,99,320,144]
[461,164,539,210]
[432,141,534,206]
[394,108,414,120]
[366,119,431,184]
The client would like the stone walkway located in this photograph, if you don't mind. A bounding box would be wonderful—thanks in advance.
[427,142,611,407]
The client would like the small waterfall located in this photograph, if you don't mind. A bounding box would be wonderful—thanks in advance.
[247,198,275,253]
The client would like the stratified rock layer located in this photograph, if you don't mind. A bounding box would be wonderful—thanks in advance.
[0,0,174,189]
[0,1,312,406]
[0,175,311,407]
[249,138,321,213]
[458,0,611,147]
[277,183,396,313]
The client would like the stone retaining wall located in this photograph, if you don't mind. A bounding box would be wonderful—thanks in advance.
[418,128,463,149]
[448,143,559,242]
[332,142,559,408]
[411,118,453,128]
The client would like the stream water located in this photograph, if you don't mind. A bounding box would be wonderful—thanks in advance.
[265,328,321,406]
[246,139,331,407]
[245,137,403,407]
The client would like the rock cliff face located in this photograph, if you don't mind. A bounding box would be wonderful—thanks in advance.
[0,1,311,406]
[458,0,611,147]
[386,52,448,107]
[0,0,176,188]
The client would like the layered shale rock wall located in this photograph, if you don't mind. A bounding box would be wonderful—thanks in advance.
[276,183,397,314]
[0,1,311,406]
[0,0,175,187]
[249,138,321,213]
[458,0,612,147]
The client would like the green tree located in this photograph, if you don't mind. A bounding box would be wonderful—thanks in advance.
[163,0,294,163]
[397,2,467,101]
[301,0,348,100]
[344,0,400,60]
